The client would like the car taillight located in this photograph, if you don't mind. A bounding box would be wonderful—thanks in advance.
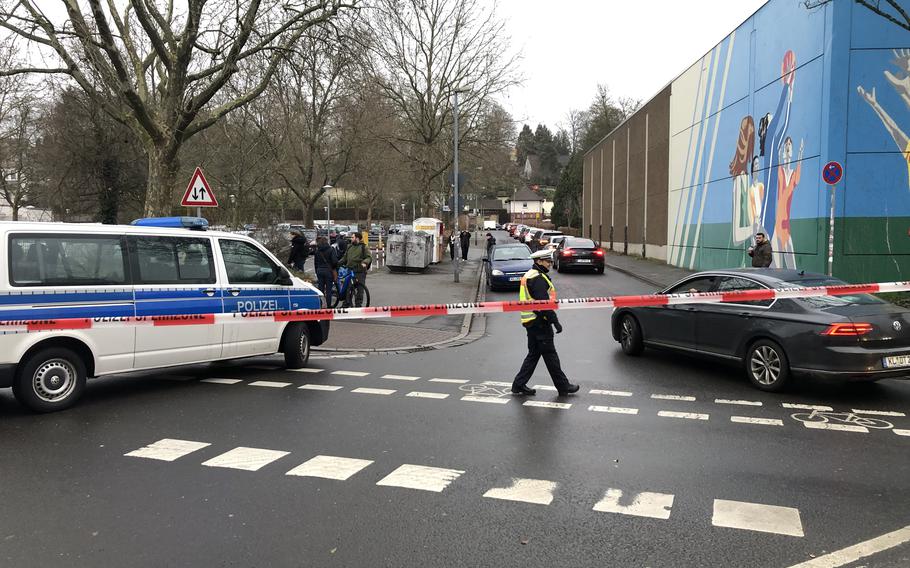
[593,249,604,256]
[821,323,874,336]
[561,248,574,257]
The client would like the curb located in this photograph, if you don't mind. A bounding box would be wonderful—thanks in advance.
[604,261,668,289]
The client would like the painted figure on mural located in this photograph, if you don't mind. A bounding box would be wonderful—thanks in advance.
[857,49,910,188]
[760,50,798,239]
[773,136,804,269]
[730,116,757,248]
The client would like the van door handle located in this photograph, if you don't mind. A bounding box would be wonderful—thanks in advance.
[228,289,241,297]
[202,288,216,297]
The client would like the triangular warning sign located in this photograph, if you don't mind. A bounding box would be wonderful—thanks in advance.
[181,167,219,207]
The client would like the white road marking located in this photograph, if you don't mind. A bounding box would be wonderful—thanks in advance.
[298,384,343,391]
[802,422,868,433]
[202,447,290,471]
[483,381,512,387]
[382,374,420,381]
[125,439,211,462]
[406,391,449,399]
[430,378,469,384]
[651,394,696,402]
[715,399,762,407]
[593,489,674,519]
[249,381,291,388]
[376,464,464,492]
[483,478,558,505]
[851,409,906,417]
[712,499,804,537]
[786,524,910,568]
[531,385,558,391]
[352,387,396,395]
[200,378,242,385]
[895,429,910,437]
[288,368,324,373]
[658,410,709,421]
[332,370,370,377]
[731,416,784,426]
[589,389,633,397]
[782,403,833,411]
[461,396,509,405]
[286,455,373,481]
[588,405,639,415]
[523,401,571,409]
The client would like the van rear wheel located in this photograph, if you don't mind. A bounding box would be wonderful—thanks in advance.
[13,347,87,413]
[282,324,311,369]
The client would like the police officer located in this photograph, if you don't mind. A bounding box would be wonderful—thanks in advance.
[511,249,579,396]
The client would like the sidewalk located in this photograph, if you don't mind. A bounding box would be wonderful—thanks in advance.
[603,252,694,289]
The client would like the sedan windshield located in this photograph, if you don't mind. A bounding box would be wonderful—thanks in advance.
[493,247,530,261]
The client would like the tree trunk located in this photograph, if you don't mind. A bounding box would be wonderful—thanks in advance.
[11,203,18,221]
[145,149,179,217]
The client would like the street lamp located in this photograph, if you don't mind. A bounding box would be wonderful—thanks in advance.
[229,194,237,229]
[452,88,468,283]
[322,184,333,230]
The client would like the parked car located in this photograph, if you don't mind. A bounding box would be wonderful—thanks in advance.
[553,237,605,274]
[484,243,532,291]
[611,269,910,392]
[533,230,564,248]
[544,235,567,252]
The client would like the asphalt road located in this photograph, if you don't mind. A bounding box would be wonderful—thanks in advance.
[1,232,909,567]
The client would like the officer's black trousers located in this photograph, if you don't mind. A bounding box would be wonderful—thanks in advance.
[512,322,571,391]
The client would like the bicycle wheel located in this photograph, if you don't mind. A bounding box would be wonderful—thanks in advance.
[329,281,342,308]
[350,281,370,307]
[851,416,893,429]
[791,412,828,424]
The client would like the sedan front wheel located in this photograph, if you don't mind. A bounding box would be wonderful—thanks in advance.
[745,339,790,392]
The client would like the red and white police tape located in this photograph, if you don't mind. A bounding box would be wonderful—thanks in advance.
[2,280,910,334]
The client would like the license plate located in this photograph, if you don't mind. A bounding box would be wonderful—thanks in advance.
[883,355,910,368]
[576,259,592,263]
[509,276,521,281]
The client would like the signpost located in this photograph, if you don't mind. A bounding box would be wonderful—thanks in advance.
[822,161,843,276]
[181,167,218,218]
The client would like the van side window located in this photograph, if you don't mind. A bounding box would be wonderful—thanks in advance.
[219,240,280,284]
[10,235,127,287]
[131,236,215,285]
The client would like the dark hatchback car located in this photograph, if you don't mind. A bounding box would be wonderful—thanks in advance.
[484,243,532,290]
[554,237,605,274]
[611,269,910,391]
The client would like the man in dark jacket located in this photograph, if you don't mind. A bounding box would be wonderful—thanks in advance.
[313,236,338,307]
[511,250,579,397]
[459,230,471,260]
[288,230,309,271]
[485,232,496,256]
[748,232,773,268]
[339,232,372,307]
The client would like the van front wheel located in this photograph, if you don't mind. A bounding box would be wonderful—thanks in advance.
[282,324,311,369]
[13,347,87,413]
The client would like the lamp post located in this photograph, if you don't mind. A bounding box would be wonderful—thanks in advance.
[322,184,333,230]
[229,194,237,229]
[452,88,467,283]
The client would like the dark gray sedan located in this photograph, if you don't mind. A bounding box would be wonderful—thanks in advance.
[610,269,910,391]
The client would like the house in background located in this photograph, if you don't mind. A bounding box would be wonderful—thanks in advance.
[507,188,545,222]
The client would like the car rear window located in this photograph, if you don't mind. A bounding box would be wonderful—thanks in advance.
[780,277,884,306]
[567,238,596,248]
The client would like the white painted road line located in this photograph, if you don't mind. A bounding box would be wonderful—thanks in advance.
[202,447,290,471]
[200,378,242,385]
[351,387,396,396]
[658,410,709,421]
[731,416,784,427]
[593,489,674,520]
[651,394,696,402]
[286,455,374,481]
[802,422,868,434]
[483,478,558,505]
[298,384,344,391]
[787,524,910,568]
[782,403,833,411]
[531,385,558,391]
[483,381,512,387]
[376,464,464,493]
[523,401,571,409]
[712,499,804,537]
[288,368,324,373]
[589,389,633,397]
[461,395,509,405]
[406,391,450,399]
[895,429,910,437]
[125,439,211,462]
[715,399,762,407]
[382,374,421,381]
[430,378,469,384]
[249,381,292,388]
[332,370,370,377]
[588,405,639,415]
[851,409,906,417]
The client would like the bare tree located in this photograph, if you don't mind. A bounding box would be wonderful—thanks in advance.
[561,109,590,155]
[0,91,35,221]
[367,0,520,215]
[0,0,357,215]
[805,0,910,31]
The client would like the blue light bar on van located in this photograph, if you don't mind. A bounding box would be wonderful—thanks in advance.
[130,217,209,230]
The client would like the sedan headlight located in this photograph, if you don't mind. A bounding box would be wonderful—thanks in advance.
[491,269,504,276]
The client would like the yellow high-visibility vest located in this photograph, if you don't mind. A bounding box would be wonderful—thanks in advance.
[519,268,556,324]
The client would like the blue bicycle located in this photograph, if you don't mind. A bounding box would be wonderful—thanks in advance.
[330,266,371,308]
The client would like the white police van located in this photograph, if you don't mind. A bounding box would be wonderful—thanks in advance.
[0,217,328,412]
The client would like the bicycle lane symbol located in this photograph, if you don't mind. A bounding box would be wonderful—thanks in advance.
[459,383,512,398]
[790,410,894,430]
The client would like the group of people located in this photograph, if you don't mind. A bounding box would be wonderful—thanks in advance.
[447,230,472,261]
[288,230,371,307]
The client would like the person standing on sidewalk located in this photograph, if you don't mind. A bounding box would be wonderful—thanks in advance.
[313,236,338,307]
[485,232,496,257]
[340,232,372,307]
[748,232,772,268]
[460,230,471,261]
[511,250,579,397]
[288,230,309,272]
[448,230,457,261]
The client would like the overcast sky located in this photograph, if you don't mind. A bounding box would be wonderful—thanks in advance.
[497,0,768,131]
